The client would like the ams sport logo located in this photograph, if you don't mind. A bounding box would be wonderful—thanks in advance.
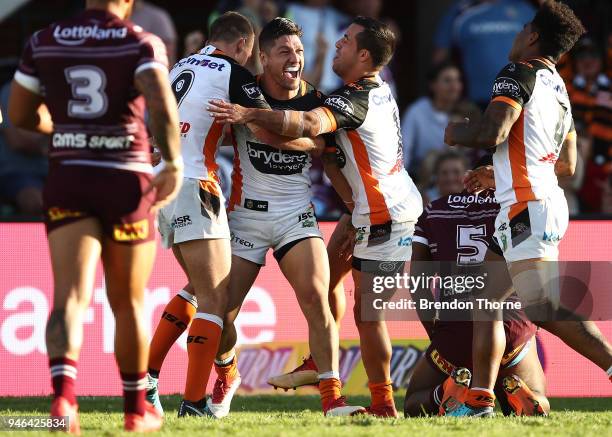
[113,219,149,242]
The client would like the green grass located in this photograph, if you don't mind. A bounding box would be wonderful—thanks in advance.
[1,395,611,436]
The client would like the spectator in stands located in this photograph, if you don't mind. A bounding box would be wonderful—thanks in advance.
[423,150,467,204]
[401,62,464,177]
[183,30,205,57]
[131,0,178,64]
[0,81,47,216]
[568,38,612,212]
[286,0,350,93]
[433,0,536,108]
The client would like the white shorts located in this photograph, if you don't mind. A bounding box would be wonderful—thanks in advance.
[228,203,323,265]
[158,178,230,248]
[353,220,415,263]
[493,193,569,263]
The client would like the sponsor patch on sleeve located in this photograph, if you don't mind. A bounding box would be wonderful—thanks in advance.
[242,82,263,99]
[492,77,521,99]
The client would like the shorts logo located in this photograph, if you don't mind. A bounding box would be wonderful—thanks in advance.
[298,210,315,228]
[171,215,192,229]
[355,226,366,244]
[231,232,254,248]
[48,207,84,222]
[498,222,508,232]
[500,234,508,251]
[242,83,263,99]
[492,77,521,99]
[379,261,398,272]
[113,219,149,242]
[398,236,412,247]
[543,231,561,242]
[324,95,354,115]
[429,349,455,376]
[246,141,308,175]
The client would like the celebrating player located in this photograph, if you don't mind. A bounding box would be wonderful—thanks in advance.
[404,157,548,418]
[8,0,181,432]
[146,16,363,418]
[443,1,586,416]
[209,16,423,417]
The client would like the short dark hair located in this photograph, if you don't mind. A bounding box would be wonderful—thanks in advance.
[531,0,586,61]
[434,150,466,175]
[352,16,396,69]
[259,17,303,52]
[209,11,254,44]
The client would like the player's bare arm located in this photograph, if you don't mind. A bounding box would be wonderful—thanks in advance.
[322,148,353,212]
[135,67,183,211]
[248,123,323,153]
[8,81,53,134]
[555,130,577,177]
[444,101,521,149]
[209,99,333,139]
[410,242,436,337]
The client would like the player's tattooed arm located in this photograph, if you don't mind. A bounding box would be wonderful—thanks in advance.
[135,68,181,163]
[8,81,53,134]
[208,100,333,138]
[555,129,577,177]
[444,101,521,149]
[248,124,323,153]
[136,67,183,211]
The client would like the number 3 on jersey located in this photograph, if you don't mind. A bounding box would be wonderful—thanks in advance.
[64,66,108,118]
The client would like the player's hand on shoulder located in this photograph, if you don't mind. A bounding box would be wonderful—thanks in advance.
[464,165,495,193]
[207,99,250,124]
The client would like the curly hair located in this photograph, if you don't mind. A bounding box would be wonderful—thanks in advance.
[531,1,586,61]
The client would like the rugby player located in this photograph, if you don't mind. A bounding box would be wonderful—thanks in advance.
[8,0,181,432]
[146,14,358,417]
[146,16,363,418]
[209,16,423,417]
[465,164,612,383]
[404,157,548,418]
[443,1,587,416]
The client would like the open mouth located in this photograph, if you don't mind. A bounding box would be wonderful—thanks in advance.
[283,65,300,80]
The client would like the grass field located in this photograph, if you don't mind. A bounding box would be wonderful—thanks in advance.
[1,395,611,436]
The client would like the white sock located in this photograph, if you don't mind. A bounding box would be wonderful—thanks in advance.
[177,289,198,308]
[606,365,612,377]
[318,371,340,380]
[214,354,235,366]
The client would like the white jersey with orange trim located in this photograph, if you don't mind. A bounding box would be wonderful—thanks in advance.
[322,75,422,227]
[489,58,575,211]
[169,45,269,186]
[229,80,324,212]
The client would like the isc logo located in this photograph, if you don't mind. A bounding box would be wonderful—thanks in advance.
[186,335,208,344]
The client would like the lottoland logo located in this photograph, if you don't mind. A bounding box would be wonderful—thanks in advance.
[246,141,308,175]
[53,25,128,45]
[447,193,498,208]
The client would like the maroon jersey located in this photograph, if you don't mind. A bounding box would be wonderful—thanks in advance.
[14,9,168,172]
[414,191,499,265]
[414,191,536,372]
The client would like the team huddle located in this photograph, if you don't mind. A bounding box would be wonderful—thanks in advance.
[6,0,612,433]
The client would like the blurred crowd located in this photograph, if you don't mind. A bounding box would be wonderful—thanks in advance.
[0,0,610,219]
